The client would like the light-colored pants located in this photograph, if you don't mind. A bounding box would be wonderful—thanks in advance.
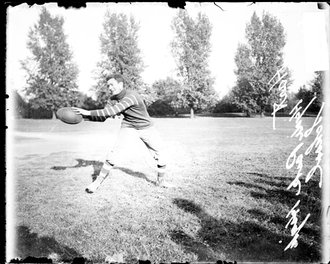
[105,126,166,172]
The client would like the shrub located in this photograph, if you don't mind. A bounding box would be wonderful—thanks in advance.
[147,100,175,116]
[213,95,240,113]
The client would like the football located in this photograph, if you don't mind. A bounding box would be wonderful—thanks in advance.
[56,107,83,124]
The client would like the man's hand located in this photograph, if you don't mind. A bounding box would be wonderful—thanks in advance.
[114,114,124,120]
[71,107,91,117]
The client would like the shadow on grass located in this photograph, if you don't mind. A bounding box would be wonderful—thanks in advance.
[151,113,248,118]
[14,225,81,261]
[51,158,103,180]
[234,172,322,224]
[150,115,191,118]
[197,112,247,118]
[226,172,321,261]
[51,158,154,184]
[115,166,156,185]
[170,198,320,262]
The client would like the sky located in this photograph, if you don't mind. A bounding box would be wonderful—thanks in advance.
[6,2,329,99]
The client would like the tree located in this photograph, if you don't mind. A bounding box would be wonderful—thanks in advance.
[93,11,145,105]
[295,85,315,111]
[12,90,28,118]
[153,78,182,108]
[76,92,100,110]
[286,91,299,113]
[21,7,79,118]
[213,91,240,113]
[309,71,324,109]
[295,71,324,113]
[171,10,217,118]
[148,77,183,116]
[233,11,292,117]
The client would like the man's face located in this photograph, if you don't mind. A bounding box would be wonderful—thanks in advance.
[107,78,123,95]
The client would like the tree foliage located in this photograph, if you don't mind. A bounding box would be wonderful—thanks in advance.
[233,11,292,116]
[309,71,324,108]
[75,92,100,110]
[213,91,240,113]
[93,11,145,105]
[21,7,79,117]
[147,77,182,116]
[171,10,217,117]
[295,71,324,113]
[152,77,182,109]
[12,90,28,118]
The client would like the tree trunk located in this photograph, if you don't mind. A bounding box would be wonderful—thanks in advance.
[52,110,57,119]
[260,111,265,118]
[190,107,194,119]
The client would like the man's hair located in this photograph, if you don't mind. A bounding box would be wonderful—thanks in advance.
[106,74,124,84]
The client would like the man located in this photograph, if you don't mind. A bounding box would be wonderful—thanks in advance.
[72,74,167,193]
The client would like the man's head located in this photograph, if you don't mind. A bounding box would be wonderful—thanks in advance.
[106,74,124,95]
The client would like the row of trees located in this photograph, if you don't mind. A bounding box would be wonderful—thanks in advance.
[16,7,323,120]
[18,8,216,119]
[214,71,323,115]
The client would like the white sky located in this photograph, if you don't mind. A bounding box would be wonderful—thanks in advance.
[6,2,329,99]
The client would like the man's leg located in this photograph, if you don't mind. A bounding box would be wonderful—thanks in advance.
[156,164,166,187]
[138,127,168,186]
[85,160,114,193]
[85,128,128,193]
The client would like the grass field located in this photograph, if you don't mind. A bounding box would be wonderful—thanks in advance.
[8,116,322,263]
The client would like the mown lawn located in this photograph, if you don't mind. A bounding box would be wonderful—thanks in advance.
[8,116,322,263]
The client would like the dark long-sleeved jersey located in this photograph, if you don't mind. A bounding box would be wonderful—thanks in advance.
[88,89,153,130]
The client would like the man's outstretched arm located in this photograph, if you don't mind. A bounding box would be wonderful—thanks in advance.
[72,94,138,122]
